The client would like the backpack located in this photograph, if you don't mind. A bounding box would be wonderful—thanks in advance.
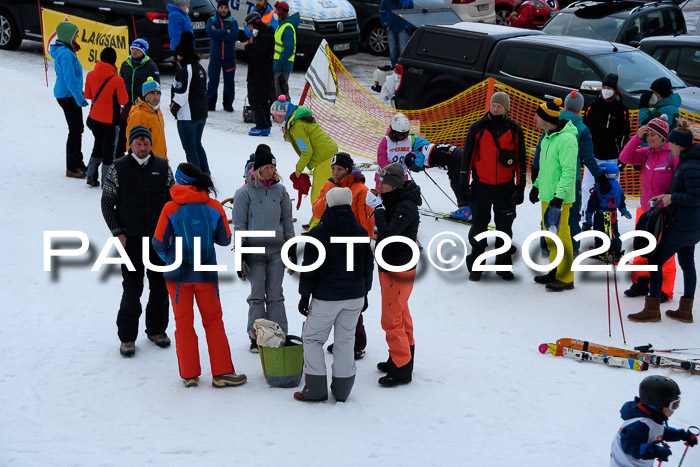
[634,207,670,261]
[176,203,214,264]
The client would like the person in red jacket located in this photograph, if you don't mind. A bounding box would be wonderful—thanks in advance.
[84,47,128,187]
[509,0,536,29]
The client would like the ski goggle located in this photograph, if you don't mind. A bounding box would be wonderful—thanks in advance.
[389,129,409,140]
[667,398,681,410]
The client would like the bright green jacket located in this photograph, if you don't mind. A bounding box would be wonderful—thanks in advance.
[285,106,338,174]
[533,120,578,204]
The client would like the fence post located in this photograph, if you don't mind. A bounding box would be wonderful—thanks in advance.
[299,82,310,106]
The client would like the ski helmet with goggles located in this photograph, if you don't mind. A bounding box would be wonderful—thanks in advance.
[599,161,620,180]
[390,113,410,134]
[639,375,681,410]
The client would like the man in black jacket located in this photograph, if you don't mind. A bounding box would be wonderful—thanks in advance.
[243,12,275,136]
[101,125,174,357]
[460,92,526,282]
[296,187,374,402]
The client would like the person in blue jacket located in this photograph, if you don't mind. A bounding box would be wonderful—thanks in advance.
[639,77,682,131]
[379,0,414,68]
[49,21,89,178]
[532,91,611,255]
[206,0,238,112]
[167,0,195,58]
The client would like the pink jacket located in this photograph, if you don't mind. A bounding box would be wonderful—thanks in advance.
[375,127,411,190]
[619,134,678,211]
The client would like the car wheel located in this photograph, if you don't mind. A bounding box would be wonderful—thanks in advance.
[495,6,512,26]
[367,23,388,55]
[0,9,21,50]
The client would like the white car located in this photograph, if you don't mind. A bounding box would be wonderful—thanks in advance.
[446,0,496,24]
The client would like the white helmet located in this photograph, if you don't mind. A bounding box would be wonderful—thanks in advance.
[390,113,410,133]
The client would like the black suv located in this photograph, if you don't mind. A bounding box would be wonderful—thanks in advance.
[639,35,700,87]
[394,22,698,113]
[542,0,686,46]
[0,0,214,62]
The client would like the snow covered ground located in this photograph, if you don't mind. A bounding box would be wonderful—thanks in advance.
[1,38,699,466]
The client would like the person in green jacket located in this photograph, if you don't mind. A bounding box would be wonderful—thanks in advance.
[638,77,682,130]
[271,96,337,229]
[529,98,578,291]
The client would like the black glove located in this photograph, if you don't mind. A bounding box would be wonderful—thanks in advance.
[236,254,250,281]
[298,296,310,317]
[511,186,525,206]
[549,197,563,209]
[649,444,671,462]
[682,430,698,447]
[595,174,612,195]
[361,295,368,312]
[529,186,539,204]
[405,152,423,172]
[639,90,653,109]
[288,245,297,266]
[170,102,181,119]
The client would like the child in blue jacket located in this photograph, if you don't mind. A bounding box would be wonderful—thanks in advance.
[585,161,632,258]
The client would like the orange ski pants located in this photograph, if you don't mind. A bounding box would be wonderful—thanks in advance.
[379,269,416,368]
[166,280,234,379]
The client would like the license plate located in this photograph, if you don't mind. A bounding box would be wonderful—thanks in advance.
[333,43,350,51]
[477,4,489,11]
[192,21,206,30]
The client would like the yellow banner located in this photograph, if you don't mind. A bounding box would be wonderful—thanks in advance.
[42,8,129,71]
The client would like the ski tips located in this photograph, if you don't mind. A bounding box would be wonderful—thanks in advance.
[538,343,549,354]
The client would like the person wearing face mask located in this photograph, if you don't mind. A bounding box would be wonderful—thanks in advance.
[638,77,682,132]
[619,115,677,302]
[243,12,275,136]
[582,73,630,214]
[244,0,279,39]
[167,0,195,59]
[117,39,160,159]
[127,77,168,161]
[459,92,526,282]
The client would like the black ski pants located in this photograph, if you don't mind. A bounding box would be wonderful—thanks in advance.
[468,180,516,265]
[56,97,85,171]
[89,120,117,166]
[117,236,169,342]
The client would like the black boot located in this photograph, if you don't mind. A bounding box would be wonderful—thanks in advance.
[223,93,233,112]
[378,361,412,387]
[208,96,217,111]
[534,269,557,284]
[624,277,649,297]
[377,356,393,373]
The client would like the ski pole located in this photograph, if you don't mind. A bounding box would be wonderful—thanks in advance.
[612,259,626,344]
[422,170,459,207]
[635,344,700,354]
[677,426,699,467]
[407,172,435,213]
[658,441,671,466]
[607,269,612,338]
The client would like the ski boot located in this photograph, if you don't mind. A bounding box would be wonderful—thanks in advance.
[449,206,472,222]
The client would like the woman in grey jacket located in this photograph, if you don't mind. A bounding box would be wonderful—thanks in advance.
[233,145,296,351]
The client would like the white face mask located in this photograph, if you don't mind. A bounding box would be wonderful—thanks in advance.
[252,29,259,37]
[649,94,659,106]
[184,7,189,14]
[601,89,614,100]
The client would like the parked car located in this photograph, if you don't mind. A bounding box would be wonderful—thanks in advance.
[542,0,686,46]
[639,35,700,87]
[0,0,214,61]
[230,0,360,60]
[494,0,559,28]
[394,22,699,113]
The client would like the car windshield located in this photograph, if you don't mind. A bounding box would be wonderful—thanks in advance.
[592,51,686,93]
[543,12,625,42]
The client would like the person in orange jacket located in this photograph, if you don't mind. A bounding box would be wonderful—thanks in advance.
[126,77,167,161]
[84,47,128,187]
[312,152,374,360]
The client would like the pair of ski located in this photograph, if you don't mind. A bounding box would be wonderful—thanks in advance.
[418,208,495,229]
[540,338,700,374]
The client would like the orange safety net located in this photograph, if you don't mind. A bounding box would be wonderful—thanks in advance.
[300,51,700,199]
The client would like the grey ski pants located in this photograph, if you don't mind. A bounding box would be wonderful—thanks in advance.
[302,297,363,400]
[246,251,288,339]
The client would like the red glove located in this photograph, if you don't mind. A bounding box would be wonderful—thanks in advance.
[289,172,311,209]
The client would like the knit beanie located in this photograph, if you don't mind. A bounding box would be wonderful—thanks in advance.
[536,98,562,125]
[490,92,510,113]
[564,91,584,113]
[174,0,189,6]
[651,77,672,99]
[378,162,405,189]
[254,144,276,169]
[130,38,149,55]
[602,73,618,91]
[142,77,161,97]
[218,0,229,7]
[175,31,196,60]
[270,95,291,116]
[129,125,152,145]
[667,129,694,148]
[56,21,79,45]
[275,1,290,12]
[647,115,669,141]
[326,187,353,207]
[100,47,117,65]
[331,152,354,172]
